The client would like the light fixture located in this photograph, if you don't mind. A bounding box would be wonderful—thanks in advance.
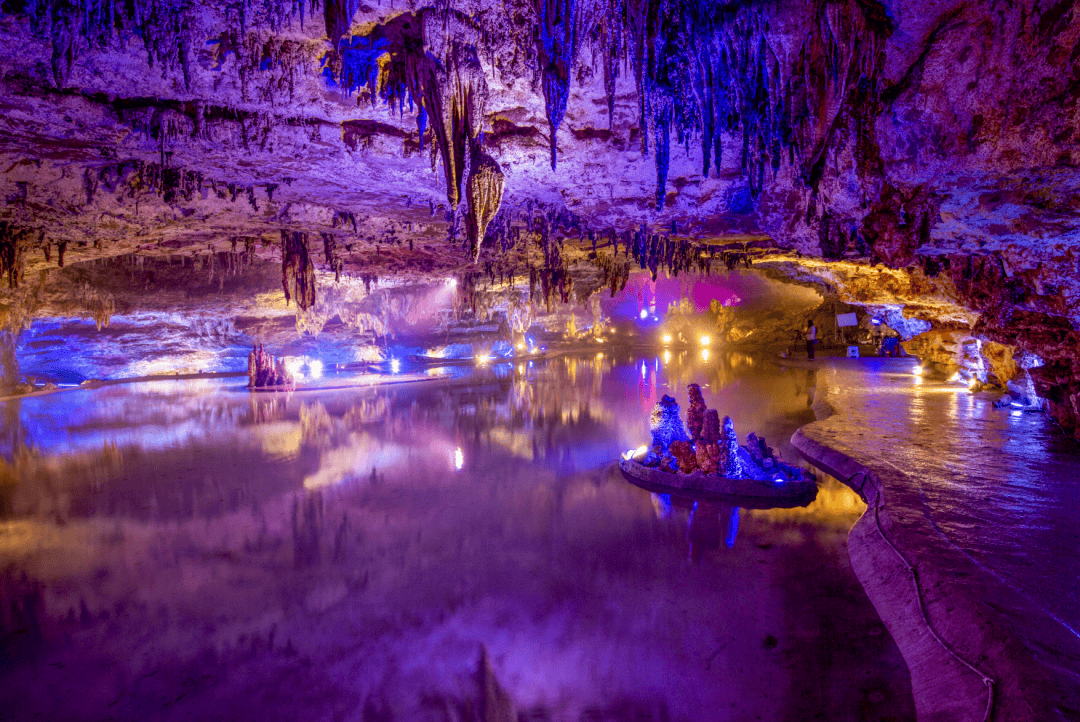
[621,445,648,460]
[390,358,401,374]
[913,365,924,376]
[639,309,648,319]
[662,333,672,344]
[516,342,525,351]
[699,334,711,346]
[701,348,710,361]
[454,447,464,470]
[308,359,324,379]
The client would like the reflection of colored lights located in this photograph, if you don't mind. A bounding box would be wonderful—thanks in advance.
[701,348,710,361]
[913,365,924,376]
[699,335,711,346]
[390,359,401,374]
[454,447,464,470]
[640,361,647,379]
[663,350,672,364]
[516,342,525,351]
[596,352,604,359]
[639,309,648,319]
[285,357,304,378]
[308,359,323,379]
[476,354,493,364]
[662,334,672,344]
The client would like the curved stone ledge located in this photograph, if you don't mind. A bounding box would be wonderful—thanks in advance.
[792,375,1080,722]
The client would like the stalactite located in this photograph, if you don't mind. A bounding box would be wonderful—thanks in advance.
[533,0,580,170]
[281,230,317,311]
[465,151,505,261]
[328,9,488,210]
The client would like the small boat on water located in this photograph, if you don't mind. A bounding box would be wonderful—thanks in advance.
[618,458,818,508]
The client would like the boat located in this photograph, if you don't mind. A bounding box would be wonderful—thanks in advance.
[618,457,818,509]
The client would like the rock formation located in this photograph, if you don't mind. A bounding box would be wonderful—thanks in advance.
[0,0,1075,434]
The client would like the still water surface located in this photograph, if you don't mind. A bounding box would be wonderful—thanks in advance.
[0,351,914,721]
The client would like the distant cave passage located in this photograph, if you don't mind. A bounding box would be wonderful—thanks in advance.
[281,230,317,310]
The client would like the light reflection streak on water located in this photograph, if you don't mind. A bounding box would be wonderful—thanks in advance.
[825,368,1080,634]
[2,351,831,522]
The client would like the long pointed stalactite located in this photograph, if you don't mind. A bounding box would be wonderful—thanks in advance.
[534,0,581,170]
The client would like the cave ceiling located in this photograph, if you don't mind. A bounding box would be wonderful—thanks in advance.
[0,0,1078,416]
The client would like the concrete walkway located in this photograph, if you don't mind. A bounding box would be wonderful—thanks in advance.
[792,359,1080,722]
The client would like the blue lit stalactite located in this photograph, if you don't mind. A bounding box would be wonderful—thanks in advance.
[534,0,580,170]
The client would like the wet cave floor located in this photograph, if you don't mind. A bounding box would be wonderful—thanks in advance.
[0,351,920,721]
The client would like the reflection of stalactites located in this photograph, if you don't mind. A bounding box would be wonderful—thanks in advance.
[534,0,580,170]
[0,222,28,290]
[281,230,317,310]
[466,151,505,261]
[321,232,344,282]
[292,492,323,568]
[0,331,18,388]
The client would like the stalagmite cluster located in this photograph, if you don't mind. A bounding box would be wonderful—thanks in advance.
[247,344,294,388]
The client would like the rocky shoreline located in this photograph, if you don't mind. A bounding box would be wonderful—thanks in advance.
[792,369,1080,722]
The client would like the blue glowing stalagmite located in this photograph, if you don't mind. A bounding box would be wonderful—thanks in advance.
[648,394,690,469]
[720,415,742,478]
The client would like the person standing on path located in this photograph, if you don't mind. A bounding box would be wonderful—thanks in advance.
[805,319,817,360]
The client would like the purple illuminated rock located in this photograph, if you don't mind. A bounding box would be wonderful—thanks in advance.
[686,383,706,441]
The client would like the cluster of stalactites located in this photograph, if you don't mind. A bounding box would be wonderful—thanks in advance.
[21,0,316,87]
[281,230,317,310]
[581,0,891,210]
[329,8,502,257]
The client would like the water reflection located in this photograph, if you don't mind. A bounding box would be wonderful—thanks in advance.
[2,351,825,522]
[0,351,914,721]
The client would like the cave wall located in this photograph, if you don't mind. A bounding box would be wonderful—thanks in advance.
[0,0,1077,432]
